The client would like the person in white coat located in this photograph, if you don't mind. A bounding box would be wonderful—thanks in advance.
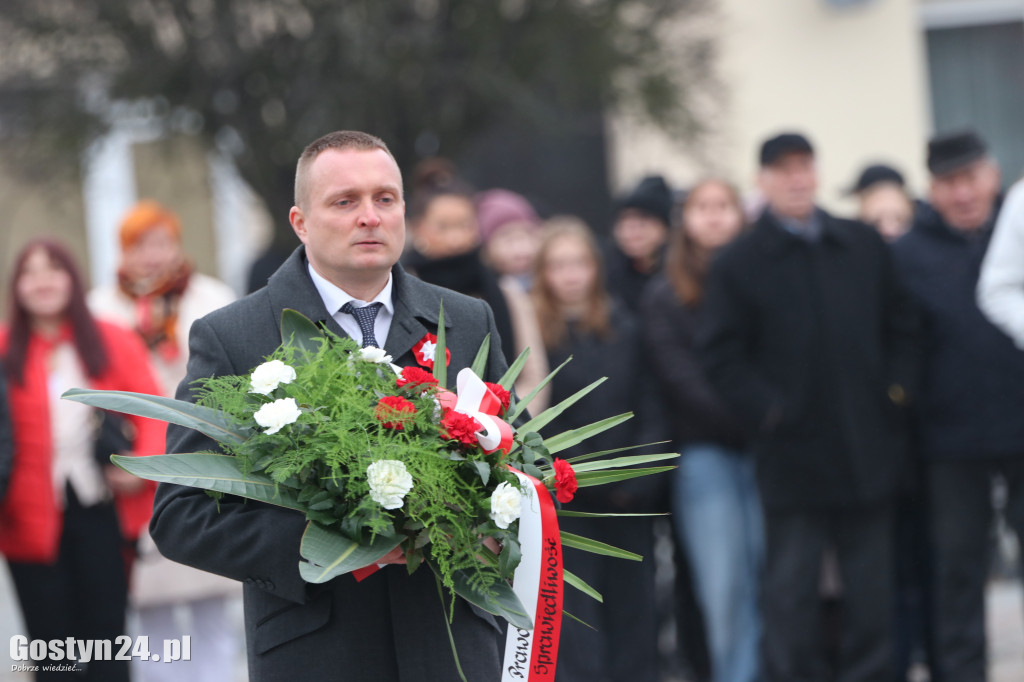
[88,200,242,682]
[978,178,1024,348]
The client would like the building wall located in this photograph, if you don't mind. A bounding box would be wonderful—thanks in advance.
[608,0,932,214]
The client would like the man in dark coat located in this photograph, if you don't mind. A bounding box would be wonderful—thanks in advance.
[149,131,508,682]
[698,132,918,682]
[892,130,1024,682]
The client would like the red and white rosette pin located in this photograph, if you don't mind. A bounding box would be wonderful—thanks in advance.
[501,468,563,681]
[411,333,451,370]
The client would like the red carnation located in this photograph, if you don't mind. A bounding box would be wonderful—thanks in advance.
[485,382,511,414]
[440,410,482,446]
[553,458,578,504]
[397,366,439,391]
[375,396,417,430]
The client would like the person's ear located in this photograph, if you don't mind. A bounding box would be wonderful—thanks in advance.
[289,205,308,244]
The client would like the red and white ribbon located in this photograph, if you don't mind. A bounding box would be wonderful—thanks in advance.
[501,468,563,681]
[437,368,515,455]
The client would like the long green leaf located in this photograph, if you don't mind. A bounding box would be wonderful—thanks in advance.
[560,531,642,561]
[556,452,680,474]
[110,453,303,510]
[426,559,533,631]
[280,308,325,352]
[574,466,676,487]
[543,413,632,455]
[562,609,596,631]
[497,347,532,391]
[299,522,402,583]
[562,441,671,465]
[434,301,447,388]
[517,378,607,434]
[63,388,250,445]
[470,334,491,378]
[557,510,668,518]
[506,355,572,423]
[563,569,603,602]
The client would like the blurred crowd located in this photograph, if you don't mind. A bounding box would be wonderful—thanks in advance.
[2,125,1024,682]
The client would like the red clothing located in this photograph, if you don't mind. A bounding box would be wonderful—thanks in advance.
[0,321,166,563]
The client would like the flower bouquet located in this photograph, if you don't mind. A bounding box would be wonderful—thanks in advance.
[63,306,676,680]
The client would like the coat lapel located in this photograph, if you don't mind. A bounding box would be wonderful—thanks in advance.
[264,246,348,340]
[385,265,452,363]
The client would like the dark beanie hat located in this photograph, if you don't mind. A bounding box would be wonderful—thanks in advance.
[759,132,814,167]
[846,163,905,195]
[927,130,988,176]
[616,175,673,227]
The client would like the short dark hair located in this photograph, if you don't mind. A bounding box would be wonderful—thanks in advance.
[294,131,397,209]
[759,132,814,167]
[927,130,989,177]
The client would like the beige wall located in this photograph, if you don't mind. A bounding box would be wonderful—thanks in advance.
[608,0,932,215]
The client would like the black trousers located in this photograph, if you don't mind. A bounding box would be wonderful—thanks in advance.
[929,456,1024,682]
[761,504,894,682]
[7,486,130,682]
[556,515,660,682]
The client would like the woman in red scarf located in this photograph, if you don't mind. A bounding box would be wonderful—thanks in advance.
[1,239,164,682]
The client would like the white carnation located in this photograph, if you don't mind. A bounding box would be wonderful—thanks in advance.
[253,397,302,435]
[358,346,393,364]
[250,360,297,395]
[366,460,414,510]
[489,481,523,529]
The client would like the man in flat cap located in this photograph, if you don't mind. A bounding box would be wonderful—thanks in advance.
[697,132,918,681]
[892,130,1024,682]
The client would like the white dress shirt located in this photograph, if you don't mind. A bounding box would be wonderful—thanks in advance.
[307,263,395,348]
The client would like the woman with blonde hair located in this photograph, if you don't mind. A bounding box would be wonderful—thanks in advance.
[640,179,761,682]
[532,217,660,682]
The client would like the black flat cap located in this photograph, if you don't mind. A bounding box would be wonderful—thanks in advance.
[760,132,814,167]
[847,164,905,195]
[927,130,988,176]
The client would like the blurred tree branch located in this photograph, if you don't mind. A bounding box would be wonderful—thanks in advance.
[0,0,714,241]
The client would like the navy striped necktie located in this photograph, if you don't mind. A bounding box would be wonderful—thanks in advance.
[340,301,383,348]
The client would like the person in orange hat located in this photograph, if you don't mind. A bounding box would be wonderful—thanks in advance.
[89,200,236,394]
[88,200,241,682]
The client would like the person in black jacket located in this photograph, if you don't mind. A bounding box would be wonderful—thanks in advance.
[641,179,761,682]
[698,133,919,682]
[891,130,1024,682]
[605,176,672,309]
[531,217,660,682]
[401,160,517,365]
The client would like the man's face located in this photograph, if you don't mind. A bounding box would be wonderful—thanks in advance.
[289,148,406,288]
[758,152,818,220]
[929,159,1000,231]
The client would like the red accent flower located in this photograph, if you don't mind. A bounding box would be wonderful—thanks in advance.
[374,396,417,430]
[411,333,452,369]
[553,458,578,504]
[485,382,511,413]
[396,366,439,390]
[440,410,482,446]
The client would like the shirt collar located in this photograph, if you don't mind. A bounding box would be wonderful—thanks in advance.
[306,262,394,316]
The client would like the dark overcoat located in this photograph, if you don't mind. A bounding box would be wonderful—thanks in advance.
[696,210,918,511]
[149,247,508,682]
[891,203,1024,460]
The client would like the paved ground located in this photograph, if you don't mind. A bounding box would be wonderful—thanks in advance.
[1,558,1022,681]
